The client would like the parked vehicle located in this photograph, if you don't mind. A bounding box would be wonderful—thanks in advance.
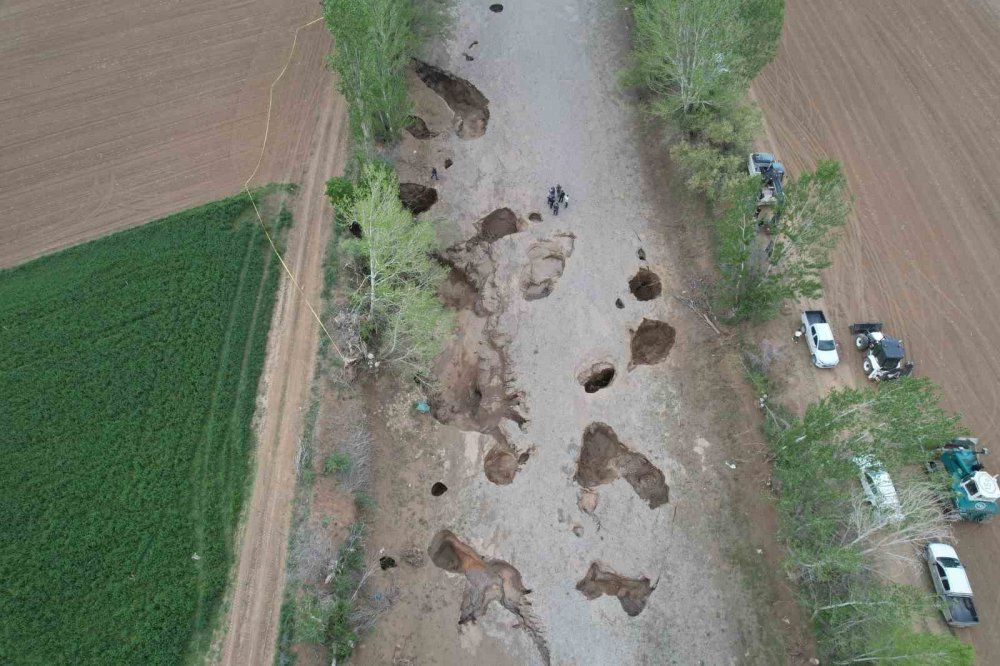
[800,310,839,368]
[852,455,903,523]
[928,438,1000,522]
[925,543,979,627]
[749,153,785,207]
[850,322,913,381]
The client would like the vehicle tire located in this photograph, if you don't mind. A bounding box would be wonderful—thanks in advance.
[855,334,868,350]
[863,359,873,374]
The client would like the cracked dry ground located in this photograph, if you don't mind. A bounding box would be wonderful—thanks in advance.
[350,2,798,665]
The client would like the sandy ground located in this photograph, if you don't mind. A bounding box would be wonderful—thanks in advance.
[347,2,801,665]
[753,0,1000,659]
[0,0,330,268]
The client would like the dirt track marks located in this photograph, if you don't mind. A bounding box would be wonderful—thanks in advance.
[219,24,348,666]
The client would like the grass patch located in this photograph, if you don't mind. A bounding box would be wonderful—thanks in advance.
[0,191,285,665]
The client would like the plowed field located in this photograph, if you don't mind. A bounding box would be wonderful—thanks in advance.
[755,0,1000,659]
[0,0,330,267]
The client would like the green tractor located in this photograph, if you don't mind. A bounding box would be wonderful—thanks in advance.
[928,438,1000,523]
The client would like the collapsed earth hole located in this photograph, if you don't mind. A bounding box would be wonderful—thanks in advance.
[629,318,676,368]
[528,212,542,222]
[438,264,478,310]
[575,422,669,509]
[628,268,662,301]
[578,363,615,393]
[615,298,625,309]
[428,530,550,663]
[490,3,503,12]
[404,115,438,139]
[413,59,491,139]
[444,158,454,169]
[478,207,519,242]
[431,482,448,496]
[399,183,438,215]
[576,562,656,617]
[521,233,576,301]
[485,444,523,485]
[380,556,397,570]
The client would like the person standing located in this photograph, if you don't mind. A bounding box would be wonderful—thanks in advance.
[556,184,564,203]
[431,167,439,181]
[562,193,570,209]
[547,187,556,210]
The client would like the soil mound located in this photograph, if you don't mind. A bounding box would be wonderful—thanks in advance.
[629,318,675,368]
[428,530,550,664]
[578,362,615,393]
[399,183,438,214]
[576,562,656,617]
[628,268,662,301]
[575,423,669,508]
[413,59,491,139]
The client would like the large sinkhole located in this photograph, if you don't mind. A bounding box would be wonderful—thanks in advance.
[413,59,490,139]
[629,318,676,368]
[478,208,519,242]
[399,183,438,214]
[628,268,662,301]
[575,422,669,509]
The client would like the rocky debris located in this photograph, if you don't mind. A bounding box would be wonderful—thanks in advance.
[575,423,669,509]
[400,546,427,568]
[521,233,575,301]
[398,183,438,214]
[629,318,676,369]
[577,488,598,514]
[576,561,656,617]
[428,530,549,664]
[412,59,490,139]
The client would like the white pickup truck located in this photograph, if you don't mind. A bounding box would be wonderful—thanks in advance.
[801,310,839,368]
[926,543,979,627]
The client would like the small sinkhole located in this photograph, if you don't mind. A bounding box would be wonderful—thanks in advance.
[380,556,397,570]
[489,3,503,12]
[431,482,448,496]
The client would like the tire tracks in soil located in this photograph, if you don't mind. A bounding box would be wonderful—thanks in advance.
[218,35,348,664]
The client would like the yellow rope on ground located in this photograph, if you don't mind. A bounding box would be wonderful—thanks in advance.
[242,16,348,363]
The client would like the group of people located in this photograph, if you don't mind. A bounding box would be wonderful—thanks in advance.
[546,185,569,215]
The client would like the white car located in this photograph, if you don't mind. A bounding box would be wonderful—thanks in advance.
[853,455,904,522]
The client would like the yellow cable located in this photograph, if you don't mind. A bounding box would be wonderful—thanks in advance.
[242,16,348,364]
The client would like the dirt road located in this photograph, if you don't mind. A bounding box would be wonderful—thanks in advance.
[0,0,330,268]
[754,0,1000,659]
[219,24,347,666]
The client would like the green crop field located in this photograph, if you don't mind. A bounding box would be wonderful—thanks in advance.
[0,192,287,664]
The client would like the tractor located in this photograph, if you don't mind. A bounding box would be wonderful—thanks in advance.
[928,438,1000,523]
[850,322,913,381]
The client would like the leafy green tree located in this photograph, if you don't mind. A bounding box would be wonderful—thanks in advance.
[625,0,748,119]
[338,163,453,378]
[322,0,416,143]
[736,0,785,79]
[715,159,849,321]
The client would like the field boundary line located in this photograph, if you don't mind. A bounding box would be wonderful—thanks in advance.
[242,15,348,365]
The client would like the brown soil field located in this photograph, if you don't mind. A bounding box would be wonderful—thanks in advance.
[754,0,1000,659]
[0,0,331,268]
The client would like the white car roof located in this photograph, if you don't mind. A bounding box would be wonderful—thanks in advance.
[928,543,973,595]
[812,322,834,339]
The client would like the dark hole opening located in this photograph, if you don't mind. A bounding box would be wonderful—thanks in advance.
[489,3,503,12]
[380,556,397,570]
[431,482,448,496]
